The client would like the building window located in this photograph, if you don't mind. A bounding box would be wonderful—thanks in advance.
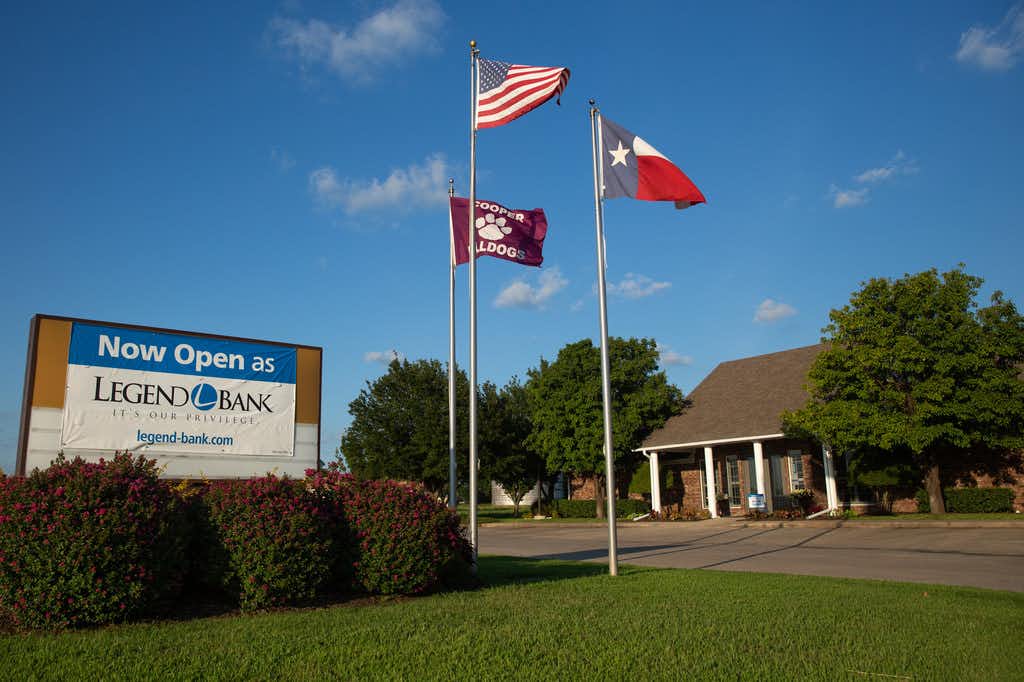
[726,456,741,506]
[788,450,805,489]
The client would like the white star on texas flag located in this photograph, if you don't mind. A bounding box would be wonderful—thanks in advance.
[608,140,630,167]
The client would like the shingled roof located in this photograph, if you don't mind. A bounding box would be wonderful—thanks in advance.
[641,343,826,450]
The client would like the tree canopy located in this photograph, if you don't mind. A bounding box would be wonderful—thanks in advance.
[783,267,1024,513]
[477,377,544,514]
[341,359,469,498]
[525,337,685,515]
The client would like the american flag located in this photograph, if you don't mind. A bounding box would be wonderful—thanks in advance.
[475,57,570,129]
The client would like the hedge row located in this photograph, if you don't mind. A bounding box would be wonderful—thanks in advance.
[915,487,1014,513]
[533,498,650,518]
[0,455,472,630]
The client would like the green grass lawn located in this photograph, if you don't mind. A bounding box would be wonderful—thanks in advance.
[457,502,523,524]
[3,557,1022,681]
[458,503,643,524]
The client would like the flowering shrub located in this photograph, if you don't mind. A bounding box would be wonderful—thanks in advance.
[307,470,472,595]
[201,476,336,611]
[747,508,805,520]
[0,456,474,626]
[0,453,188,629]
[789,488,815,514]
[648,506,711,521]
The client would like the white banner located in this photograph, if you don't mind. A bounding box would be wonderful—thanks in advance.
[60,323,298,458]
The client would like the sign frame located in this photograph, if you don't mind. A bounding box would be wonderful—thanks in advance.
[16,314,323,478]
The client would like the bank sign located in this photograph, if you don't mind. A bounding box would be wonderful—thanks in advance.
[61,323,297,457]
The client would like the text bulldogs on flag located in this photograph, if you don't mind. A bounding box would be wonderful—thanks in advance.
[601,116,706,209]
[476,58,570,129]
[451,197,547,267]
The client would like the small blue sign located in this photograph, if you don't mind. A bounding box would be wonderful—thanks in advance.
[747,493,766,510]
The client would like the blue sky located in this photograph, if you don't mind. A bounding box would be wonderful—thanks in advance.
[2,1,1022,473]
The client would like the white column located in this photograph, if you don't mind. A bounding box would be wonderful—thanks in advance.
[822,444,839,511]
[649,451,662,513]
[752,441,766,495]
[704,446,718,518]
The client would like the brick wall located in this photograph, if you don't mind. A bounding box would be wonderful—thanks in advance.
[969,466,1024,511]
[680,466,704,512]
[870,463,1024,513]
[569,475,596,500]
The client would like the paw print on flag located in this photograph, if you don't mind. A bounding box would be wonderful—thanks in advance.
[476,213,512,241]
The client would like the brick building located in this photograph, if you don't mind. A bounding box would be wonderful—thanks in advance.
[635,344,1024,516]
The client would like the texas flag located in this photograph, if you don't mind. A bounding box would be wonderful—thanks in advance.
[601,116,706,210]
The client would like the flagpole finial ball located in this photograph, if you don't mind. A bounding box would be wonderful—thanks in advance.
[588,99,595,106]
[469,40,476,48]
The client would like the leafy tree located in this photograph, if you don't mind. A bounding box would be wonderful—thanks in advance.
[629,460,651,495]
[341,359,469,499]
[525,338,685,518]
[783,268,1024,513]
[328,445,349,473]
[478,377,545,515]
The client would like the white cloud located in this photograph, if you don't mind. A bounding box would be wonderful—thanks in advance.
[753,299,797,323]
[829,151,918,209]
[656,344,693,367]
[310,154,449,214]
[854,150,918,184]
[570,299,585,312]
[955,5,1024,71]
[364,349,404,364]
[854,167,893,184]
[494,267,568,309]
[828,184,869,209]
[606,273,672,299]
[270,0,445,82]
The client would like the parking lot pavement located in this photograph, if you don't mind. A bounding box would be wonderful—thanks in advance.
[478,521,1024,592]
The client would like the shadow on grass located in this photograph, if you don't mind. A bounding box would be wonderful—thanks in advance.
[477,555,656,588]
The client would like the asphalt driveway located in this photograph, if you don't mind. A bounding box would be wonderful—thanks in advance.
[478,521,1024,591]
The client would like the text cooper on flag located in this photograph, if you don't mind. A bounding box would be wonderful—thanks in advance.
[476,58,570,129]
[451,197,547,267]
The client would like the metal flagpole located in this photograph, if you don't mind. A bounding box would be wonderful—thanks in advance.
[589,100,619,576]
[467,40,480,569]
[448,178,457,510]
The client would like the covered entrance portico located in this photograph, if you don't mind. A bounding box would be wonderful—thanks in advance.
[640,435,839,517]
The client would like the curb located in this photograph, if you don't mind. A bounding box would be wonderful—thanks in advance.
[739,520,1024,529]
[478,520,1024,530]
[479,521,619,529]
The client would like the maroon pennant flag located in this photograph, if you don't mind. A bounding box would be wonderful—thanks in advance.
[450,197,547,267]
